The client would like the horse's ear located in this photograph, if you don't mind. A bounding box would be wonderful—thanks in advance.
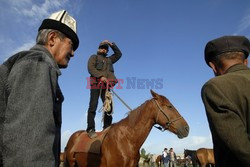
[150,89,159,99]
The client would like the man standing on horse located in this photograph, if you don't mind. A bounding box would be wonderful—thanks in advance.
[0,10,79,166]
[202,35,250,167]
[86,40,122,138]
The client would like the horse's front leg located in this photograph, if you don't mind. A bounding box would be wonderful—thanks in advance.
[128,156,140,167]
[126,159,139,167]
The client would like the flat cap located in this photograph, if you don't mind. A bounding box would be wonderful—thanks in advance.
[204,35,250,66]
[99,42,109,51]
[39,10,79,51]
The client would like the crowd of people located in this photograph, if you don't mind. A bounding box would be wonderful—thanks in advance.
[145,147,178,167]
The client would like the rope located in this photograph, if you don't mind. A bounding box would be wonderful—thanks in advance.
[102,87,113,116]
[110,89,133,111]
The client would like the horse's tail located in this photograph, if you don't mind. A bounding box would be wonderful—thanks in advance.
[191,151,198,167]
[194,151,201,167]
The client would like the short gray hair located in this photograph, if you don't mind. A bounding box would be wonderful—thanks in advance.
[36,29,66,45]
[212,51,245,68]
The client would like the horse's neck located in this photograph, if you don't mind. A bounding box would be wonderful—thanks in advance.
[120,100,156,149]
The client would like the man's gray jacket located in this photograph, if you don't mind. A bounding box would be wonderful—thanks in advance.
[0,45,63,166]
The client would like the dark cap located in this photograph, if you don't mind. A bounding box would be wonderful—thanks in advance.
[98,42,109,51]
[38,10,79,51]
[204,35,250,66]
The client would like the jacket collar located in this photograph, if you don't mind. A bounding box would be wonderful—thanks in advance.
[225,63,249,74]
[30,45,61,75]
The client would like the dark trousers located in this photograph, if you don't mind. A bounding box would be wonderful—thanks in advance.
[87,85,113,131]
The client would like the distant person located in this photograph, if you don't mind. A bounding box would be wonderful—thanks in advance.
[201,35,250,167]
[169,148,177,167]
[0,10,79,166]
[86,40,122,138]
[162,148,170,167]
[184,155,191,167]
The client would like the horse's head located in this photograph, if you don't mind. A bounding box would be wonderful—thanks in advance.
[184,149,194,157]
[184,149,188,157]
[150,90,189,138]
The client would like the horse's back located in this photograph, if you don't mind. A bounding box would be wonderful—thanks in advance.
[64,130,85,167]
[207,148,215,164]
[196,148,215,166]
[65,130,85,151]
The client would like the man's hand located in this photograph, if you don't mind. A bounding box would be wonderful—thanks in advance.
[102,40,113,46]
[100,76,108,83]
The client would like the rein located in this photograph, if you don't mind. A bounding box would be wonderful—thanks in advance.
[110,89,132,111]
[153,99,183,131]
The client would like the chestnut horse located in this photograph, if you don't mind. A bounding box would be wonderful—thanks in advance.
[196,148,215,167]
[64,90,189,167]
[155,155,162,167]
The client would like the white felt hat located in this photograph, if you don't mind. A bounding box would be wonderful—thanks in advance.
[39,10,79,50]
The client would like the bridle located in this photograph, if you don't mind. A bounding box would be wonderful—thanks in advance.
[153,99,183,131]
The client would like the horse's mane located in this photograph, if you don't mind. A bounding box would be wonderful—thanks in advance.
[185,149,196,152]
[119,95,167,127]
[184,149,197,155]
[122,98,153,127]
[113,94,168,128]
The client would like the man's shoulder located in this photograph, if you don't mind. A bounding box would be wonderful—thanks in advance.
[4,49,57,72]
[89,54,99,59]
[202,72,250,94]
[202,76,225,95]
[203,76,224,87]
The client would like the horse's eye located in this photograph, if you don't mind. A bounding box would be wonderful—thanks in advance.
[167,105,173,109]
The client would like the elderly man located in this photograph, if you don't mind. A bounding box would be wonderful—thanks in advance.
[201,35,250,167]
[0,10,79,166]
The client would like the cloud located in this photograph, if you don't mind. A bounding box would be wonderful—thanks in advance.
[10,0,67,24]
[175,135,212,150]
[0,0,82,27]
[235,9,250,35]
[11,40,35,54]
[0,0,83,62]
[143,134,213,154]
[0,40,35,62]
[186,135,212,147]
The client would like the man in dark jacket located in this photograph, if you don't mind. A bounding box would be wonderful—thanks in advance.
[201,35,250,167]
[86,40,122,138]
[0,10,79,166]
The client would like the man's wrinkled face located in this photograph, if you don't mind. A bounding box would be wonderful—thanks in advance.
[54,36,74,68]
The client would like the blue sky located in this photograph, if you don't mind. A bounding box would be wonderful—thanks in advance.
[1,0,250,155]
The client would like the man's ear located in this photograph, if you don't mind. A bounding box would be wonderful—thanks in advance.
[47,31,57,47]
[209,62,217,74]
[244,59,248,66]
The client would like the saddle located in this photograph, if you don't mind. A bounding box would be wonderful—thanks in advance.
[71,127,110,154]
